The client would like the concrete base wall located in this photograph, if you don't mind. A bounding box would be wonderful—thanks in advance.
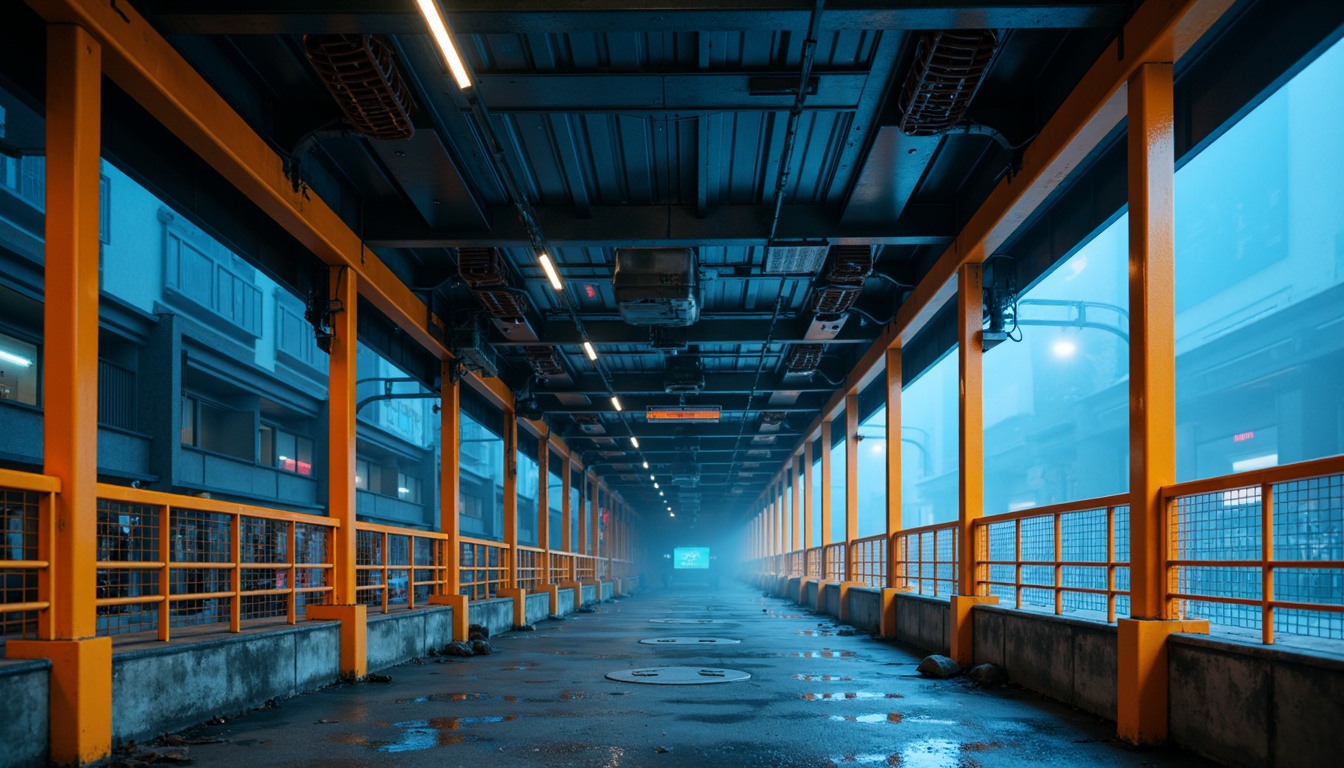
[366,606,456,670]
[1169,635,1344,768]
[524,593,550,625]
[0,659,49,768]
[557,587,576,615]
[581,584,596,604]
[972,606,1116,720]
[845,587,882,633]
[600,582,614,600]
[822,583,840,615]
[111,622,340,745]
[893,593,949,654]
[468,598,517,637]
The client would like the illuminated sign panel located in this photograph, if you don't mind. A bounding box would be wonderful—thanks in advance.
[646,406,721,423]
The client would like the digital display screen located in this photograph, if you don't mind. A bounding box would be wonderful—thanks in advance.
[673,547,710,569]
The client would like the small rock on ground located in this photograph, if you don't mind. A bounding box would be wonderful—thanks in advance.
[965,662,1008,686]
[514,623,536,632]
[917,654,961,678]
[442,641,475,657]
[470,639,493,655]
[468,623,490,640]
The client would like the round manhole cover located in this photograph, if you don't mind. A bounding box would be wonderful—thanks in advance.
[648,618,725,625]
[606,666,751,685]
[639,637,741,646]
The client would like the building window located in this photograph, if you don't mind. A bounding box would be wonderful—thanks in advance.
[397,473,422,504]
[180,397,197,445]
[261,425,313,476]
[182,397,253,461]
[0,331,38,406]
[356,458,381,492]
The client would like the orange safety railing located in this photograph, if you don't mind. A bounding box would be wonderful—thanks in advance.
[1162,456,1344,645]
[514,545,544,592]
[460,537,510,600]
[353,521,451,614]
[823,542,846,580]
[548,551,574,584]
[850,534,887,587]
[574,554,596,582]
[790,550,806,577]
[0,469,58,641]
[95,484,337,641]
[892,521,959,597]
[973,494,1131,622]
[805,546,822,578]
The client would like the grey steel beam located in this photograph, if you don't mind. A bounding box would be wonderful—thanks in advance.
[557,372,834,395]
[475,71,869,113]
[147,1,1124,35]
[571,426,804,440]
[363,203,954,248]
[541,393,823,414]
[500,318,875,347]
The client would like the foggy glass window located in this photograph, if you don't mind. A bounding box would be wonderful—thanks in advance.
[901,347,959,528]
[856,406,887,538]
[1174,37,1344,480]
[982,217,1130,515]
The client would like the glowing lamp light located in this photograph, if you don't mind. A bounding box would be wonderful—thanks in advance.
[611,396,623,412]
[1052,339,1077,358]
[415,0,472,90]
[0,349,33,367]
[630,436,639,448]
[583,341,598,361]
[642,461,649,469]
[539,254,564,290]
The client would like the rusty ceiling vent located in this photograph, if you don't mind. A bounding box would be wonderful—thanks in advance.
[523,346,566,378]
[785,344,825,374]
[304,34,417,140]
[808,245,874,319]
[458,247,529,320]
[613,248,700,327]
[898,30,1000,136]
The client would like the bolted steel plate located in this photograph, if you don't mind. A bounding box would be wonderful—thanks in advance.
[639,637,741,646]
[648,618,725,625]
[605,666,751,685]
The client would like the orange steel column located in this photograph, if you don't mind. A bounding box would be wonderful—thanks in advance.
[497,410,526,625]
[428,371,467,640]
[949,260,998,666]
[6,24,113,765]
[880,347,907,637]
[803,440,814,552]
[1117,61,1208,745]
[820,422,833,549]
[845,393,859,582]
[537,432,550,580]
[562,453,573,555]
[306,267,367,678]
[589,474,600,561]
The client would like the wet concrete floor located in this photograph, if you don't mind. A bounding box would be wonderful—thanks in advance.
[176,581,1215,767]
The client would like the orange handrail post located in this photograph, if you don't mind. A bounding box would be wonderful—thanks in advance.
[428,372,468,640]
[5,25,114,765]
[305,266,368,678]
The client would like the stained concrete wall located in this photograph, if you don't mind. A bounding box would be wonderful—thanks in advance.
[557,587,575,615]
[1169,634,1344,768]
[803,580,818,607]
[892,593,949,655]
[971,606,1116,720]
[600,581,613,600]
[366,606,456,670]
[111,622,340,745]
[581,584,596,605]
[468,597,516,637]
[525,592,550,624]
[0,659,49,768]
[822,583,840,616]
[845,587,882,634]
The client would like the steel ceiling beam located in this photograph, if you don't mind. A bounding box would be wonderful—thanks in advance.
[474,71,868,113]
[497,318,875,347]
[557,372,833,395]
[572,425,803,440]
[363,203,954,248]
[145,1,1124,35]
[542,394,823,414]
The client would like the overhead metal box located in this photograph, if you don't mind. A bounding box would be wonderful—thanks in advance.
[613,248,700,327]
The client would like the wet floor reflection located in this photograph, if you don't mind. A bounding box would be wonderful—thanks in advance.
[798,692,902,701]
[376,716,521,753]
[791,674,853,681]
[828,713,903,724]
[779,650,857,658]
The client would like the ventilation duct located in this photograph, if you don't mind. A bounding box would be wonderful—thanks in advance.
[763,243,829,275]
[523,346,566,378]
[458,247,529,321]
[613,248,700,327]
[898,30,1000,136]
[449,315,498,378]
[304,35,417,140]
[785,344,824,374]
[664,357,705,395]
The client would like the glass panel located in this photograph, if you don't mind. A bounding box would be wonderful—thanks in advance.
[857,405,887,538]
[983,217,1130,514]
[902,347,959,527]
[517,449,539,547]
[459,410,504,541]
[0,331,38,406]
[830,438,846,543]
[548,456,563,550]
[1174,37,1344,480]
[810,455,822,545]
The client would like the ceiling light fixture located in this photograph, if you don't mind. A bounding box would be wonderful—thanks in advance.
[642,461,649,469]
[0,349,33,368]
[583,341,598,361]
[630,436,639,448]
[414,0,472,90]
[669,512,675,517]
[539,253,564,291]
[654,482,659,489]
[611,396,622,412]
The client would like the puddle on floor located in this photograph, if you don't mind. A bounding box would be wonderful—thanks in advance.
[398,692,493,704]
[897,738,960,768]
[376,716,522,753]
[828,713,903,724]
[791,674,853,682]
[779,651,857,658]
[795,630,836,637]
[826,753,900,765]
[799,692,902,701]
